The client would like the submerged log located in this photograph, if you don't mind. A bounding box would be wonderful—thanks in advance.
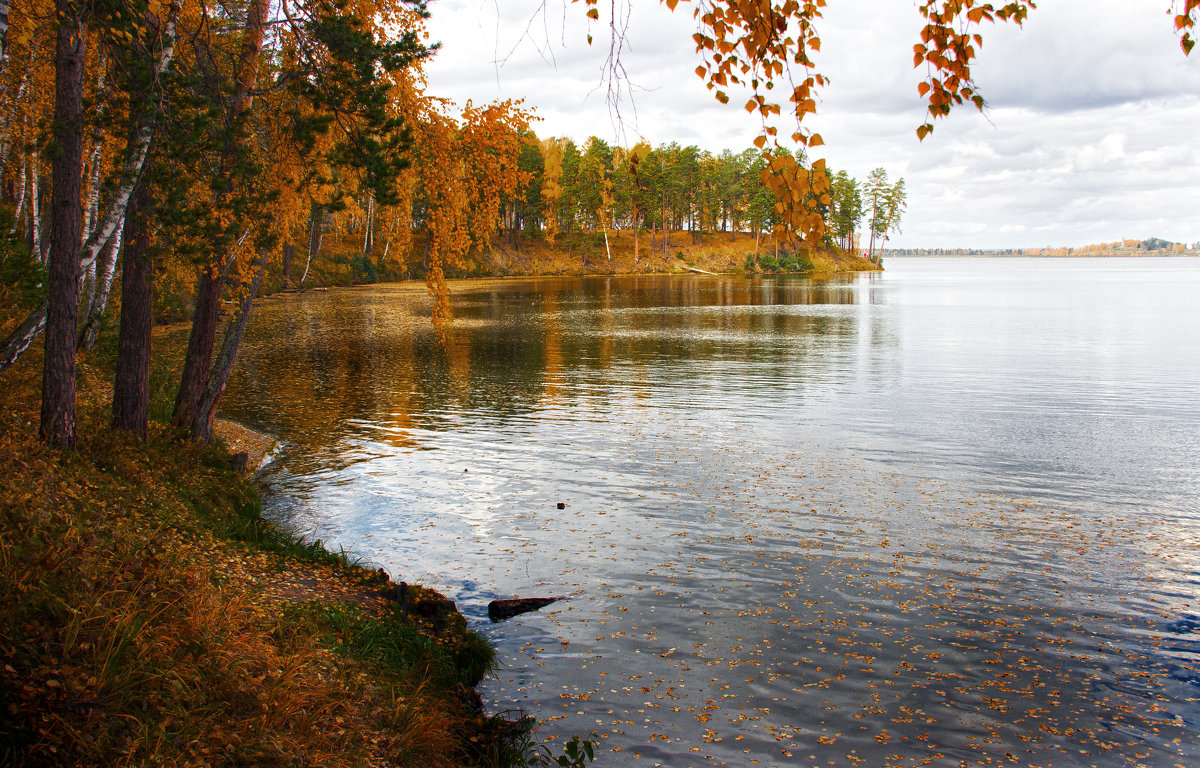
[488,597,565,622]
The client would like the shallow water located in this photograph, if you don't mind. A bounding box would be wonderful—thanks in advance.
[219,258,1200,766]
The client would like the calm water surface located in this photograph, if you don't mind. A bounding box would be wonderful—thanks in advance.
[219,257,1200,767]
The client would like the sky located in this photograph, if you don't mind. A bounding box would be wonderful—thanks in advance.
[421,0,1200,249]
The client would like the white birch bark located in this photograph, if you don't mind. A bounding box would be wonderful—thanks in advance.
[82,255,96,317]
[82,58,108,240]
[0,74,26,185]
[9,155,24,235]
[361,195,373,256]
[79,215,123,350]
[29,156,41,261]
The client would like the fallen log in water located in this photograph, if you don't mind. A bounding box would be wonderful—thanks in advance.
[488,597,566,622]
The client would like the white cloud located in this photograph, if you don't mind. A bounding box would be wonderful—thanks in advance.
[421,0,1200,249]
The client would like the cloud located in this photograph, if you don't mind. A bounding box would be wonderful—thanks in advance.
[421,0,1200,249]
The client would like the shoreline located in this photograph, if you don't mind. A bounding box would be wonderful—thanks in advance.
[0,349,560,766]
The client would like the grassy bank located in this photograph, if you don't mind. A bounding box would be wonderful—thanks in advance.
[0,350,576,765]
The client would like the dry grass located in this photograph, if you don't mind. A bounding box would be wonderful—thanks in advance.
[0,348,513,768]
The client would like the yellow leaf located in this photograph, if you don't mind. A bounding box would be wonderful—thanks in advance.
[753,135,767,149]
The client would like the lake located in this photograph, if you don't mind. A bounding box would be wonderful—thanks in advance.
[219,257,1200,766]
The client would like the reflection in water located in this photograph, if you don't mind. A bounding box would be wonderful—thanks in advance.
[213,260,1200,766]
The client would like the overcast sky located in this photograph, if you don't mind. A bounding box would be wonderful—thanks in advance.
[421,0,1200,249]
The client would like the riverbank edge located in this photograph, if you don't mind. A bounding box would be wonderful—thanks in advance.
[269,233,879,296]
[0,351,558,767]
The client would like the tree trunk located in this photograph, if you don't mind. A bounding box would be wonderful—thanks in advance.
[0,0,9,79]
[191,252,267,442]
[662,194,667,255]
[172,267,223,430]
[302,204,322,286]
[362,194,373,257]
[79,214,123,351]
[282,242,293,282]
[81,58,107,239]
[40,4,86,449]
[29,155,41,261]
[111,176,152,438]
[632,202,639,263]
[0,52,30,193]
[9,155,24,233]
[174,0,269,438]
[0,301,48,373]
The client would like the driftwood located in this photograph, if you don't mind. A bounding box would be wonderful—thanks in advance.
[678,263,718,275]
[488,597,565,622]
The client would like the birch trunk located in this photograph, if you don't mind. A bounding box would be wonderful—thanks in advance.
[0,74,26,191]
[29,157,41,261]
[79,214,123,350]
[361,195,373,257]
[40,3,86,449]
[82,58,107,239]
[0,301,47,372]
[9,156,24,234]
